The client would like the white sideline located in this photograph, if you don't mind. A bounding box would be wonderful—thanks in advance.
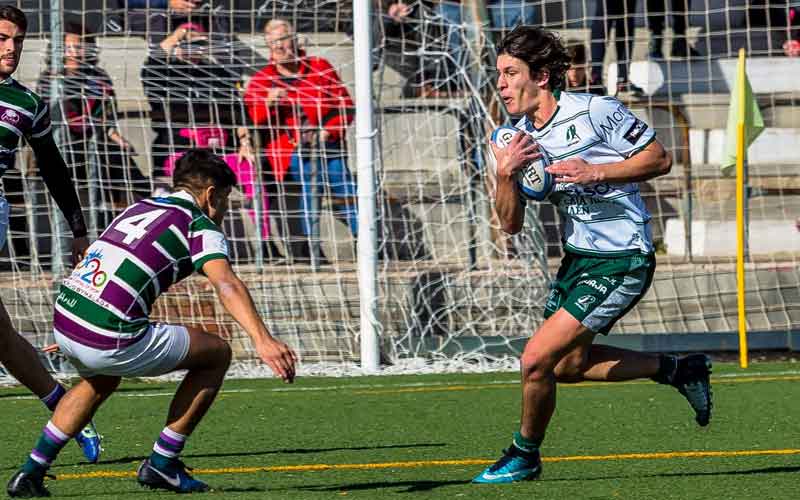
[0,369,798,403]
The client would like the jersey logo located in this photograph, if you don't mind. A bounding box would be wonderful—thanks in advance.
[77,249,108,288]
[565,124,580,146]
[575,295,597,312]
[1,109,19,125]
[624,119,648,144]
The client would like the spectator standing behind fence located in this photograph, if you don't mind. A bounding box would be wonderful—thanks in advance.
[141,22,250,182]
[361,1,444,98]
[435,1,538,91]
[646,0,700,59]
[37,21,150,211]
[244,19,357,265]
[589,0,644,97]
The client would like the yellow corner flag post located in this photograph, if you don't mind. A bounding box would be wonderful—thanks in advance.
[723,48,764,368]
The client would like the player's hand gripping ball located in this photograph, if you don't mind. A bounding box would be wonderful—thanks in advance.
[490,125,553,201]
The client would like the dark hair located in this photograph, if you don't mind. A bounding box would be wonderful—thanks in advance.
[63,20,98,64]
[496,26,571,91]
[566,42,587,65]
[172,149,237,195]
[0,5,27,32]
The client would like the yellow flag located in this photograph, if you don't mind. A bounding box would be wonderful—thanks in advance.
[721,50,764,174]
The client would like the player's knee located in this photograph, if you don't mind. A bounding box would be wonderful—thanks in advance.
[520,350,553,382]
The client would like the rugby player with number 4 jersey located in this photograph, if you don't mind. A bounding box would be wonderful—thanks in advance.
[8,149,297,497]
[473,26,713,484]
[0,6,101,465]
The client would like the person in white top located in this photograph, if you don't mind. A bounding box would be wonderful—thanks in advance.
[473,26,714,484]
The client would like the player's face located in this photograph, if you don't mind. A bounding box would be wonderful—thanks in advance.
[266,25,296,64]
[0,20,25,79]
[496,54,541,116]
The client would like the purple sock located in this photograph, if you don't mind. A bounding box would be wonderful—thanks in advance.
[40,384,66,412]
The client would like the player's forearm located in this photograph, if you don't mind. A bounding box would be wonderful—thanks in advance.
[215,276,273,345]
[33,137,88,237]
[595,145,672,184]
[495,176,525,235]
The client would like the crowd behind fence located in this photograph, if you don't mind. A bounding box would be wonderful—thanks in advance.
[0,0,797,372]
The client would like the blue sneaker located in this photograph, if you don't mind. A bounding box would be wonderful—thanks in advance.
[137,458,209,493]
[473,445,542,484]
[672,354,713,426]
[74,421,102,463]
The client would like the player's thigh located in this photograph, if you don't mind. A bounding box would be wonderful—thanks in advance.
[522,309,595,373]
[174,327,232,372]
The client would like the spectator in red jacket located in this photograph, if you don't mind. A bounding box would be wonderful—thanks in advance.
[245,18,357,264]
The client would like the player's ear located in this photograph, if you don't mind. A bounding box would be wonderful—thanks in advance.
[536,69,551,89]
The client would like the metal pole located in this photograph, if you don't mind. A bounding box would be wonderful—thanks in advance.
[49,0,67,276]
[353,0,380,373]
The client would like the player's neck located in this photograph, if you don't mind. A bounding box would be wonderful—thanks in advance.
[528,90,558,129]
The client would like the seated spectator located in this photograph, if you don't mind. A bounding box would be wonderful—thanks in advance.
[565,41,604,95]
[128,0,265,79]
[37,21,149,210]
[140,22,250,181]
[589,0,644,97]
[352,1,448,98]
[245,19,357,264]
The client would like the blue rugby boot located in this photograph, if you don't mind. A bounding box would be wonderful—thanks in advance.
[74,421,102,463]
[672,354,713,426]
[137,458,209,493]
[473,444,542,484]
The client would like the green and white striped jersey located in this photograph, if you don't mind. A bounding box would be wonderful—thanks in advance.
[0,77,52,174]
[515,91,657,256]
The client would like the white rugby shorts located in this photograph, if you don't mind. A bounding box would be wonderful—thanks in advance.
[54,322,190,377]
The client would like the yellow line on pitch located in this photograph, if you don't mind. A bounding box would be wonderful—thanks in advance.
[353,374,800,395]
[53,448,800,480]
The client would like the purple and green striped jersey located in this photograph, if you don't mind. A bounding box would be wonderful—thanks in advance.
[54,191,229,349]
[0,77,52,174]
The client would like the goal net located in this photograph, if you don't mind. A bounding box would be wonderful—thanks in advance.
[1,0,798,379]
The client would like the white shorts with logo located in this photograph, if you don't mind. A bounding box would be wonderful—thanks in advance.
[54,322,191,378]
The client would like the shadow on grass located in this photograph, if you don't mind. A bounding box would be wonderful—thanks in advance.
[293,479,468,493]
[541,464,800,482]
[56,442,449,467]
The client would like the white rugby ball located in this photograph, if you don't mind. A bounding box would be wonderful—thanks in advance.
[490,125,553,201]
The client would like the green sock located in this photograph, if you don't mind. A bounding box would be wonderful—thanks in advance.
[513,432,542,453]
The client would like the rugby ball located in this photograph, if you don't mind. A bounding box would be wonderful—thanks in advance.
[490,125,553,201]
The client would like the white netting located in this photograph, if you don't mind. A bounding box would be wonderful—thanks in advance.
[0,1,798,380]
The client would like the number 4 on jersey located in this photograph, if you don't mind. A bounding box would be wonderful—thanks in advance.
[114,209,166,244]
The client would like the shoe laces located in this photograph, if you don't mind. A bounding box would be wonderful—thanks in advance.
[489,446,534,472]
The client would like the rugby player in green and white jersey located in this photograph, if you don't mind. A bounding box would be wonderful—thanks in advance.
[473,26,713,484]
[0,6,102,463]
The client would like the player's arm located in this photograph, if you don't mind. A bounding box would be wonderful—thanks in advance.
[27,106,89,264]
[491,131,541,235]
[202,257,297,382]
[546,140,671,185]
[546,97,672,185]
